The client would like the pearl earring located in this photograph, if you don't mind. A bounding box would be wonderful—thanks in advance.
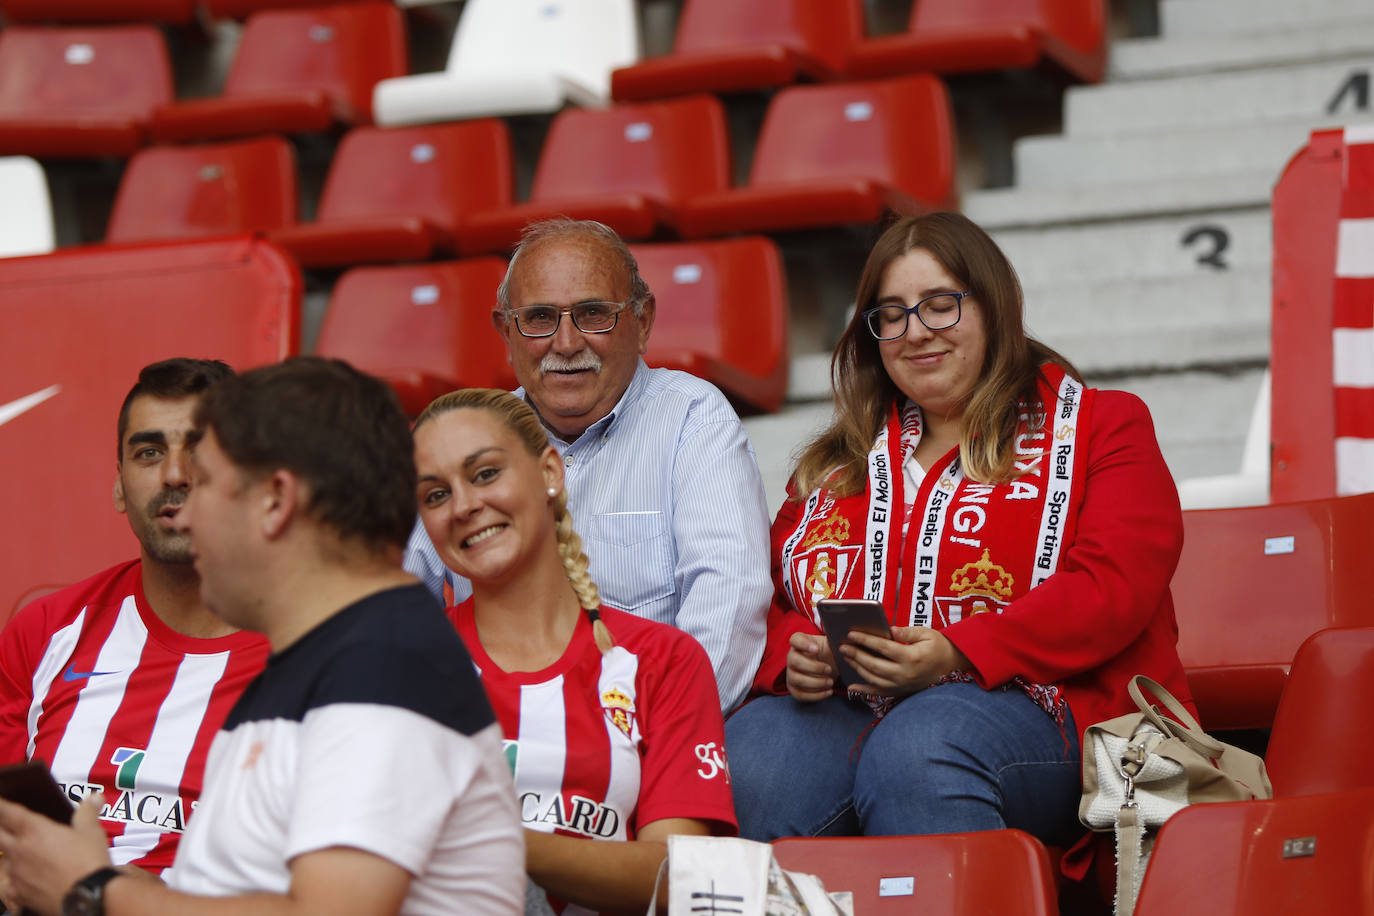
[547,488,557,498]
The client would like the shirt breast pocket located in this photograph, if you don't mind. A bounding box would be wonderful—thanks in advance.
[584,511,674,615]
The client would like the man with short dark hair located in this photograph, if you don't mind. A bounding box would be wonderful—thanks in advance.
[0,357,523,916]
[405,218,772,713]
[0,358,268,874]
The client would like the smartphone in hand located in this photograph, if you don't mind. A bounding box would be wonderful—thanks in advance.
[817,598,893,687]
[0,760,75,824]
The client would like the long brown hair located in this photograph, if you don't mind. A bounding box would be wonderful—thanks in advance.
[792,212,1080,497]
[414,388,615,652]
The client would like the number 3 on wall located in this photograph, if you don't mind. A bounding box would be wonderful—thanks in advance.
[1181,224,1230,270]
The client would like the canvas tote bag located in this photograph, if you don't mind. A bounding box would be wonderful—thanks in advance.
[646,835,852,916]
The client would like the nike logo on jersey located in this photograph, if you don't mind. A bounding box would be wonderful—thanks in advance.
[0,384,61,429]
[63,663,120,682]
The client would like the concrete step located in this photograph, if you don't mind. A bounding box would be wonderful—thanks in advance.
[742,399,833,515]
[1160,0,1374,38]
[991,210,1271,286]
[744,365,1268,517]
[1023,269,1271,374]
[1105,365,1267,483]
[1013,114,1367,189]
[1069,55,1374,138]
[1109,23,1374,81]
[963,171,1279,229]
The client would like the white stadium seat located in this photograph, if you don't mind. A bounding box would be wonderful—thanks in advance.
[0,156,55,258]
[373,0,639,126]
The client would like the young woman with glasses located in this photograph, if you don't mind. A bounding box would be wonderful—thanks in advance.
[725,212,1194,884]
[412,389,736,916]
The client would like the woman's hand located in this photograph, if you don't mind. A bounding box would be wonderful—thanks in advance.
[785,632,837,702]
[841,627,971,698]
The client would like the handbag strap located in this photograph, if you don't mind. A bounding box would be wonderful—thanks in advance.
[1127,675,1225,758]
[645,857,669,916]
[1114,804,1144,916]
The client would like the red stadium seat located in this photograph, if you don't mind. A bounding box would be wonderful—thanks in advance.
[148,2,407,143]
[5,585,64,629]
[0,0,197,23]
[1171,491,1374,731]
[772,831,1058,916]
[204,0,346,18]
[0,25,173,158]
[105,136,298,244]
[676,74,956,238]
[313,258,515,415]
[456,94,731,255]
[633,236,788,414]
[845,0,1107,84]
[610,0,864,102]
[1266,627,1374,798]
[267,120,513,269]
[1132,789,1374,915]
[0,236,300,621]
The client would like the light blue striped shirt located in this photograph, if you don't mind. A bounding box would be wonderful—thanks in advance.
[405,361,772,713]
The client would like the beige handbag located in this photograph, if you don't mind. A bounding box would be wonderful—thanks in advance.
[1079,675,1272,916]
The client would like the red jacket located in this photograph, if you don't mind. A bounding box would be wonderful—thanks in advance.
[751,390,1196,767]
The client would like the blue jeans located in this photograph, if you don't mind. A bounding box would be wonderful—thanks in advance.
[724,682,1082,845]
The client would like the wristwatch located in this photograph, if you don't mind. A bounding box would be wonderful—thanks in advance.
[60,867,121,916]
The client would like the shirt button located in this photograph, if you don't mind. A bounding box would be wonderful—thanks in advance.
[564,455,574,467]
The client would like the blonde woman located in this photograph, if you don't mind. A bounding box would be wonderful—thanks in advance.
[726,213,1195,883]
[413,389,735,916]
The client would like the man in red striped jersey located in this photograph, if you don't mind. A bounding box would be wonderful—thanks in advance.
[0,356,523,916]
[0,358,269,877]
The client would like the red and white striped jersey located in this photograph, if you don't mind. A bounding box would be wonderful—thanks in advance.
[450,601,736,840]
[0,560,269,872]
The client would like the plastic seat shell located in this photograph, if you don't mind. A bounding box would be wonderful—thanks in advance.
[0,156,55,257]
[1132,789,1374,915]
[610,0,863,102]
[456,94,730,255]
[268,120,513,268]
[0,236,300,621]
[0,25,173,158]
[1172,491,1374,730]
[149,2,407,143]
[373,0,638,126]
[314,258,515,415]
[845,0,1107,84]
[1265,627,1374,797]
[0,0,197,23]
[677,74,956,238]
[106,135,298,244]
[632,236,788,414]
[772,830,1058,916]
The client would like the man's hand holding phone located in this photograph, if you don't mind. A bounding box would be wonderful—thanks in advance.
[0,763,112,916]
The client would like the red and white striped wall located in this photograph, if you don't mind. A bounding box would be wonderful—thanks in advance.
[1334,125,1374,495]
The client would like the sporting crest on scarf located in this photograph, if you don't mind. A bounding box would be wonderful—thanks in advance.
[933,548,1015,627]
[786,498,862,615]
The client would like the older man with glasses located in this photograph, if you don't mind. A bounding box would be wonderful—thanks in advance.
[404,217,772,715]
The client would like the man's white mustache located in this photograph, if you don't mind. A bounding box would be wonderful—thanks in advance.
[541,352,602,374]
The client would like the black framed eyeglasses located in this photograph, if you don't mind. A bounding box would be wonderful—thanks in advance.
[862,291,970,340]
[505,300,631,338]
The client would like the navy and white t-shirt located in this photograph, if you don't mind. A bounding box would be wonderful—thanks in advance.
[166,584,523,915]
